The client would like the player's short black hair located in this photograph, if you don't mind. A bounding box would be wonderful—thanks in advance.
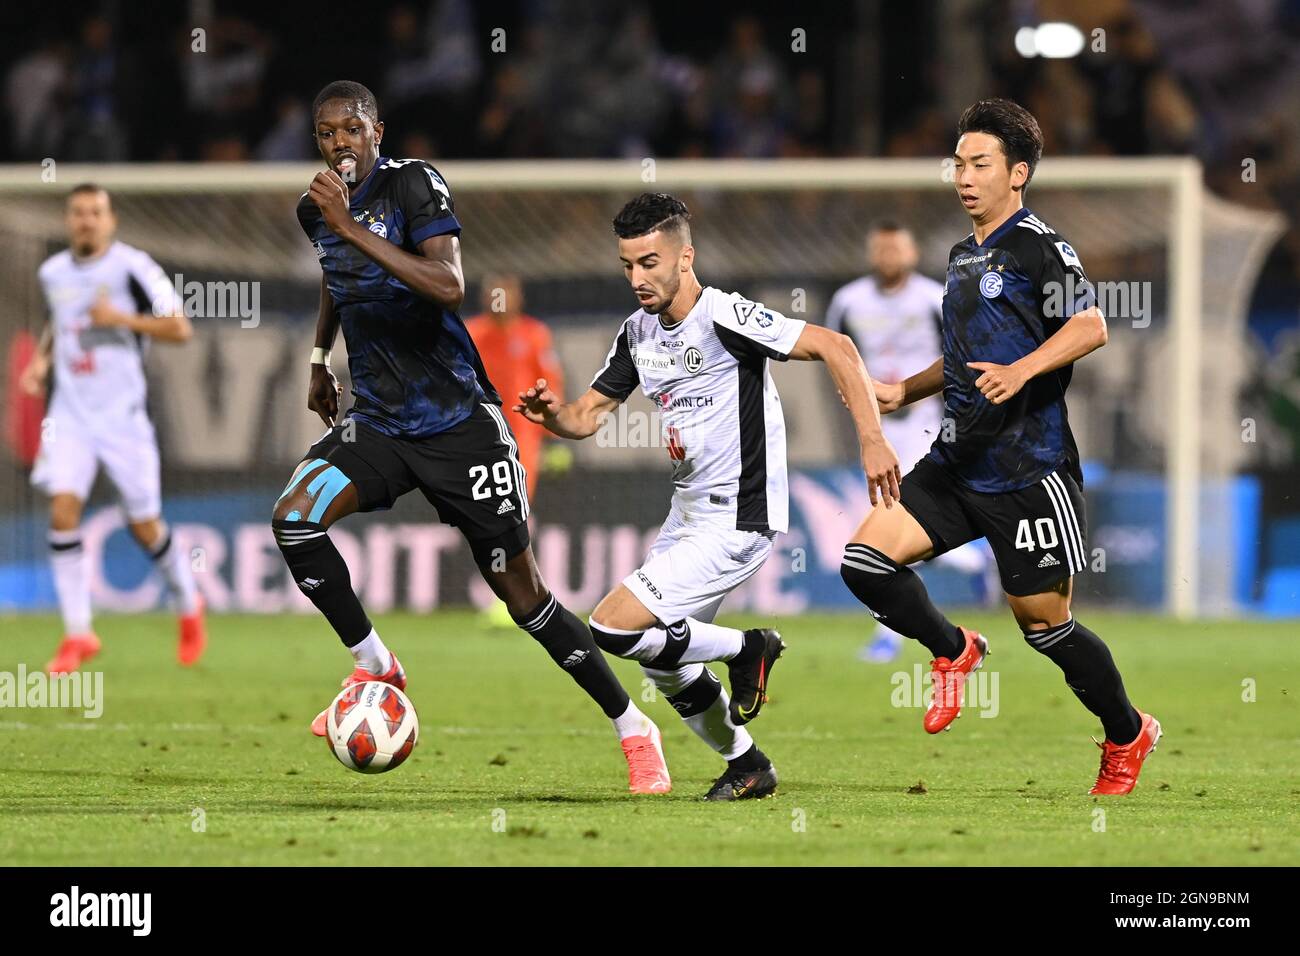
[957,98,1044,189]
[312,80,379,123]
[612,192,692,243]
[68,182,111,210]
[868,218,907,235]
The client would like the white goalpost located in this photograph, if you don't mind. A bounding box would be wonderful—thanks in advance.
[1,158,1284,617]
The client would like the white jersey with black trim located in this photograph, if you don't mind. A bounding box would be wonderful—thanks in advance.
[825,272,943,384]
[825,271,945,467]
[591,286,807,533]
[37,241,181,426]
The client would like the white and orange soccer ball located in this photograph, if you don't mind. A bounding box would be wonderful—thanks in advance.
[325,681,419,773]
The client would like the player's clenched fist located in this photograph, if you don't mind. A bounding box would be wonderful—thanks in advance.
[968,360,1028,405]
[308,170,353,236]
[514,377,558,424]
[308,362,343,427]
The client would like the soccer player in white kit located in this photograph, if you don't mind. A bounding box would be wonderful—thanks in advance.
[516,193,899,799]
[825,221,995,663]
[19,184,206,674]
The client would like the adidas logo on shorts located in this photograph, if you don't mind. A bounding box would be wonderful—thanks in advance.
[496,499,516,515]
[1037,553,1061,568]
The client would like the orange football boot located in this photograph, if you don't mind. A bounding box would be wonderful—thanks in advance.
[1090,711,1162,795]
[46,632,102,675]
[178,595,207,666]
[311,654,407,736]
[924,627,989,734]
[621,720,672,794]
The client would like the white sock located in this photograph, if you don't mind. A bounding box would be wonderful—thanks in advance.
[627,619,745,664]
[610,700,653,740]
[644,664,753,759]
[350,629,393,675]
[49,529,92,635]
[148,525,200,615]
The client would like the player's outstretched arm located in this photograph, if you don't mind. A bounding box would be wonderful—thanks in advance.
[969,305,1107,405]
[308,169,465,311]
[88,293,192,343]
[787,324,902,507]
[514,380,618,441]
[875,356,945,413]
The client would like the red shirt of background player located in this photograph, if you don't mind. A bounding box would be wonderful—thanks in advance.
[464,310,564,500]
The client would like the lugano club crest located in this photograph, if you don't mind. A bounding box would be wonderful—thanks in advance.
[683,346,703,374]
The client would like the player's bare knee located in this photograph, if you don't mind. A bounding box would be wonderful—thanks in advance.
[272,487,312,523]
[49,495,83,532]
[127,518,163,549]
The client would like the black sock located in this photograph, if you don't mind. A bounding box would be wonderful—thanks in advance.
[841,544,964,659]
[727,743,771,773]
[1024,618,1142,744]
[515,594,631,719]
[273,520,371,646]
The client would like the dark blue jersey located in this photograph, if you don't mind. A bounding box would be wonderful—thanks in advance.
[926,207,1096,492]
[297,156,499,438]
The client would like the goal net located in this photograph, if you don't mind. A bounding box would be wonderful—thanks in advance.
[0,160,1284,617]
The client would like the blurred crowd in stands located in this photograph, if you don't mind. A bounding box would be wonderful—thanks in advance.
[4,0,1299,285]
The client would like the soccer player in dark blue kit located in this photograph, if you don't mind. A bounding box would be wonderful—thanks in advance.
[274,81,671,794]
[843,99,1161,795]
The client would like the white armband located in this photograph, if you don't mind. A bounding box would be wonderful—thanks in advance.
[310,348,331,367]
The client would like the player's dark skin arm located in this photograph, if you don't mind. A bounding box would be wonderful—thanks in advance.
[308,274,344,427]
[308,170,464,311]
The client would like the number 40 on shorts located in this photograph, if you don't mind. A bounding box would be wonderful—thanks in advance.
[1014,517,1059,552]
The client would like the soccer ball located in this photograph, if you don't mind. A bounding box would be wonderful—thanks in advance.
[325,681,419,773]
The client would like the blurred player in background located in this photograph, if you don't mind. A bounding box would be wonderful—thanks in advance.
[825,221,996,663]
[846,99,1159,794]
[465,274,567,627]
[278,81,669,794]
[19,184,206,674]
[518,192,900,799]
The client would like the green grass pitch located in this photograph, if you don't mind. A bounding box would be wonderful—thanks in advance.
[1,610,1296,866]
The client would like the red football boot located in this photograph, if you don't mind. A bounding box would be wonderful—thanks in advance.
[924,627,989,734]
[1090,711,1162,795]
[311,655,407,736]
[178,595,207,666]
[621,719,671,794]
[46,633,102,675]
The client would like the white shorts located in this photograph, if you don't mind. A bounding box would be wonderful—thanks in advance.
[623,507,776,626]
[30,407,162,521]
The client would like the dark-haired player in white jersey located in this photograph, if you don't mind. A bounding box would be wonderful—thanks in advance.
[277,81,670,794]
[517,193,900,799]
[20,184,206,673]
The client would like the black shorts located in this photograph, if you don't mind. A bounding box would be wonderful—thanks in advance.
[900,457,1088,597]
[301,403,530,547]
